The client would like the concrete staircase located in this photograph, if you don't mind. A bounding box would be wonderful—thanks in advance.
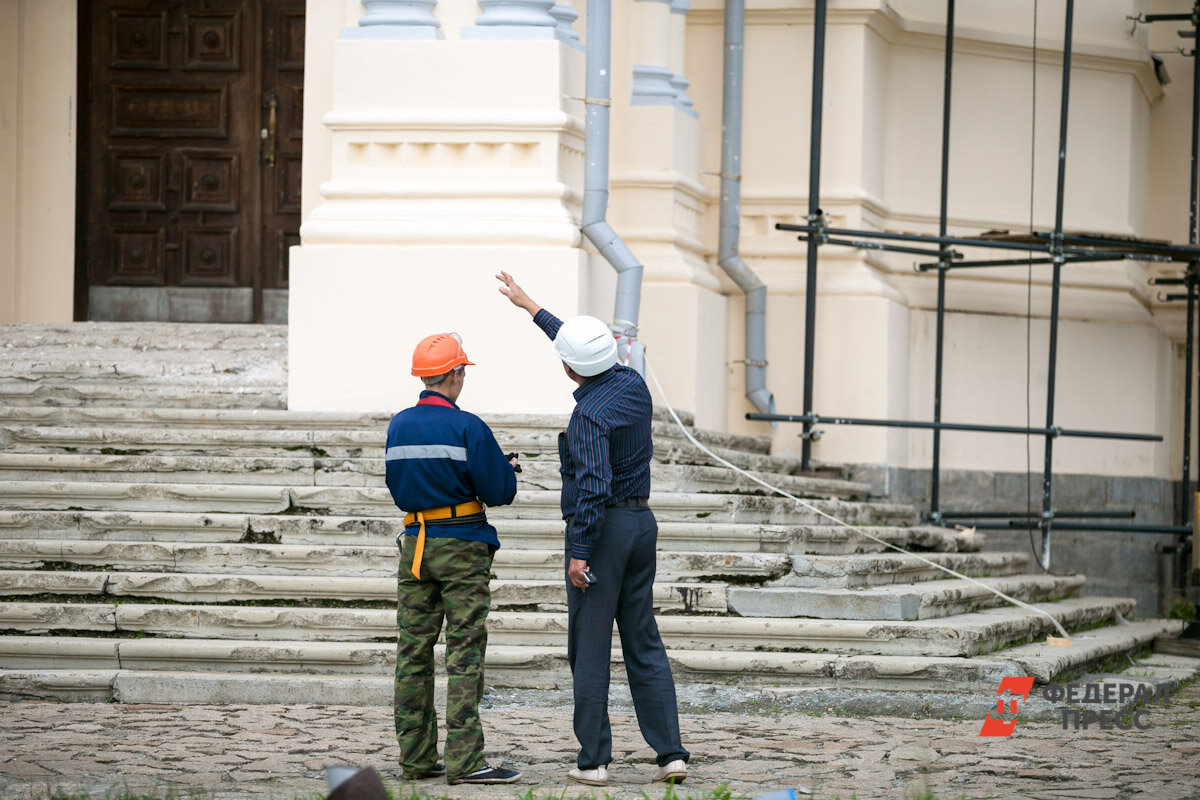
[0,323,1180,704]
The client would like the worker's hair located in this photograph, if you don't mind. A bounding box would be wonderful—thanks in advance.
[420,364,465,388]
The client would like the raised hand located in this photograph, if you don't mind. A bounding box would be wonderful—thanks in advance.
[496,270,541,317]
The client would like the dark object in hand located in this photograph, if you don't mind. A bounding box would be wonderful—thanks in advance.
[583,568,598,585]
[506,452,522,473]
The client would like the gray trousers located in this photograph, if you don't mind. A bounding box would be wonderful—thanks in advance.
[565,505,690,770]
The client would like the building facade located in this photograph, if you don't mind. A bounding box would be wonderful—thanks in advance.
[1,1,1193,570]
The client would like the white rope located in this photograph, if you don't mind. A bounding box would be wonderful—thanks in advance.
[644,358,1072,640]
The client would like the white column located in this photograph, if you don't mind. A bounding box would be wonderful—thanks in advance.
[291,11,589,413]
[608,0,719,426]
[341,0,442,39]
[630,0,676,108]
[668,0,694,111]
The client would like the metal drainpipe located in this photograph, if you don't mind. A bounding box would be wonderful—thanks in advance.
[582,0,644,354]
[717,0,775,417]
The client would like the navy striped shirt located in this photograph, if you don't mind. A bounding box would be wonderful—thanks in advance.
[534,309,653,559]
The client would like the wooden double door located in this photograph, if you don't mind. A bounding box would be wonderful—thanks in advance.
[78,0,304,323]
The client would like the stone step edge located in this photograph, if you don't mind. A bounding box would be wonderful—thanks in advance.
[0,597,1135,657]
[0,643,1025,701]
[1001,619,1186,682]
[3,622,1173,701]
[728,574,1089,620]
[0,482,917,525]
[0,573,727,611]
[0,511,979,554]
[0,539,1015,576]
[0,454,871,498]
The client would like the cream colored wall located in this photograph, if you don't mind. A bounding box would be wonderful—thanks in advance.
[682,0,1180,479]
[0,1,18,321]
[290,3,594,413]
[0,0,76,323]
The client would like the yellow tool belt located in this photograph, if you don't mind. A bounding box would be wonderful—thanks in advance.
[403,500,484,579]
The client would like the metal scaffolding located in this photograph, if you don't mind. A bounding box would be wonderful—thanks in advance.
[751,0,1199,572]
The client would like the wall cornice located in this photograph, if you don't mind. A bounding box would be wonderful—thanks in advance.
[687,3,1164,104]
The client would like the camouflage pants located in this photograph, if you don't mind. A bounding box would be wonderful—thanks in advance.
[395,534,494,781]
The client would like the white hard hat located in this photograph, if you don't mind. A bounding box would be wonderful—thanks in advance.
[552,315,619,377]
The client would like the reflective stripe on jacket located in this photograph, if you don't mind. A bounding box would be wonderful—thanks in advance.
[384,390,517,548]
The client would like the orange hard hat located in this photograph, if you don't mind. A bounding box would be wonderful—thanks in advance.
[411,332,475,377]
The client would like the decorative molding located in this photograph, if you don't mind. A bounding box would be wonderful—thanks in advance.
[322,110,584,136]
[549,4,583,49]
[461,0,558,40]
[686,5,1163,104]
[341,0,441,40]
[631,64,678,106]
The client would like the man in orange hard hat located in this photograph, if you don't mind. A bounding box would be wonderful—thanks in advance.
[384,332,521,785]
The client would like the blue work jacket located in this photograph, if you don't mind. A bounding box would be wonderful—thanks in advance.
[384,390,517,548]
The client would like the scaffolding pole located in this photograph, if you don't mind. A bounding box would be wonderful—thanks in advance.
[800,0,827,473]
[930,0,956,523]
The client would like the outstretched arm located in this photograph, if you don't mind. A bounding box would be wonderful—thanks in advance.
[496,271,542,317]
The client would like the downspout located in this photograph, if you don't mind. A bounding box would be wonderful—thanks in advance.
[582,0,645,367]
[718,0,774,417]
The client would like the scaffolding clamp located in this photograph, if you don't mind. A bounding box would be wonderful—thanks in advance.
[805,210,831,244]
[800,428,824,441]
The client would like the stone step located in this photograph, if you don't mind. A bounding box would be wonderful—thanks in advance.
[0,412,814,480]
[0,404,774,458]
[0,571,727,613]
[0,322,288,352]
[0,510,981,555]
[0,452,867,499]
[0,635,1088,702]
[487,598,1136,657]
[0,382,288,409]
[0,406,391,430]
[10,639,1177,705]
[0,426,803,482]
[0,597,1135,659]
[0,481,917,526]
[727,573,1088,620]
[0,539,792,583]
[784,551,1028,588]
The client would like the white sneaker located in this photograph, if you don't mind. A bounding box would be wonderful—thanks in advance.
[568,765,608,786]
[652,759,687,783]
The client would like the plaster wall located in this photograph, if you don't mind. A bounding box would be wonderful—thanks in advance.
[0,0,76,323]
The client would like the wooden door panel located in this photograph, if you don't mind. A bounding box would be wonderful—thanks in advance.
[82,0,302,322]
[260,0,304,297]
[109,150,166,211]
[183,11,241,70]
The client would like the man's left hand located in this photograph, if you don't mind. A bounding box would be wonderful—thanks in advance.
[568,558,590,589]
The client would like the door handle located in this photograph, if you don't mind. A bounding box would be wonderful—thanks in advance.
[261,89,278,167]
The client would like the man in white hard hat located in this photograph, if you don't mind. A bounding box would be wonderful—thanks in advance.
[496,271,690,787]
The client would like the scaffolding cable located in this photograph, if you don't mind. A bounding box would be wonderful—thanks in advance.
[646,358,1073,641]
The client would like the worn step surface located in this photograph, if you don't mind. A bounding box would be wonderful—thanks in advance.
[0,509,982,556]
[0,323,288,409]
[0,322,1171,702]
[0,452,866,498]
[6,622,1181,703]
[728,574,1088,620]
[0,423,823,484]
[0,571,728,613]
[0,481,917,526]
[0,539,793,583]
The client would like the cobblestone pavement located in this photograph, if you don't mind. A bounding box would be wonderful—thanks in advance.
[2,682,1200,800]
